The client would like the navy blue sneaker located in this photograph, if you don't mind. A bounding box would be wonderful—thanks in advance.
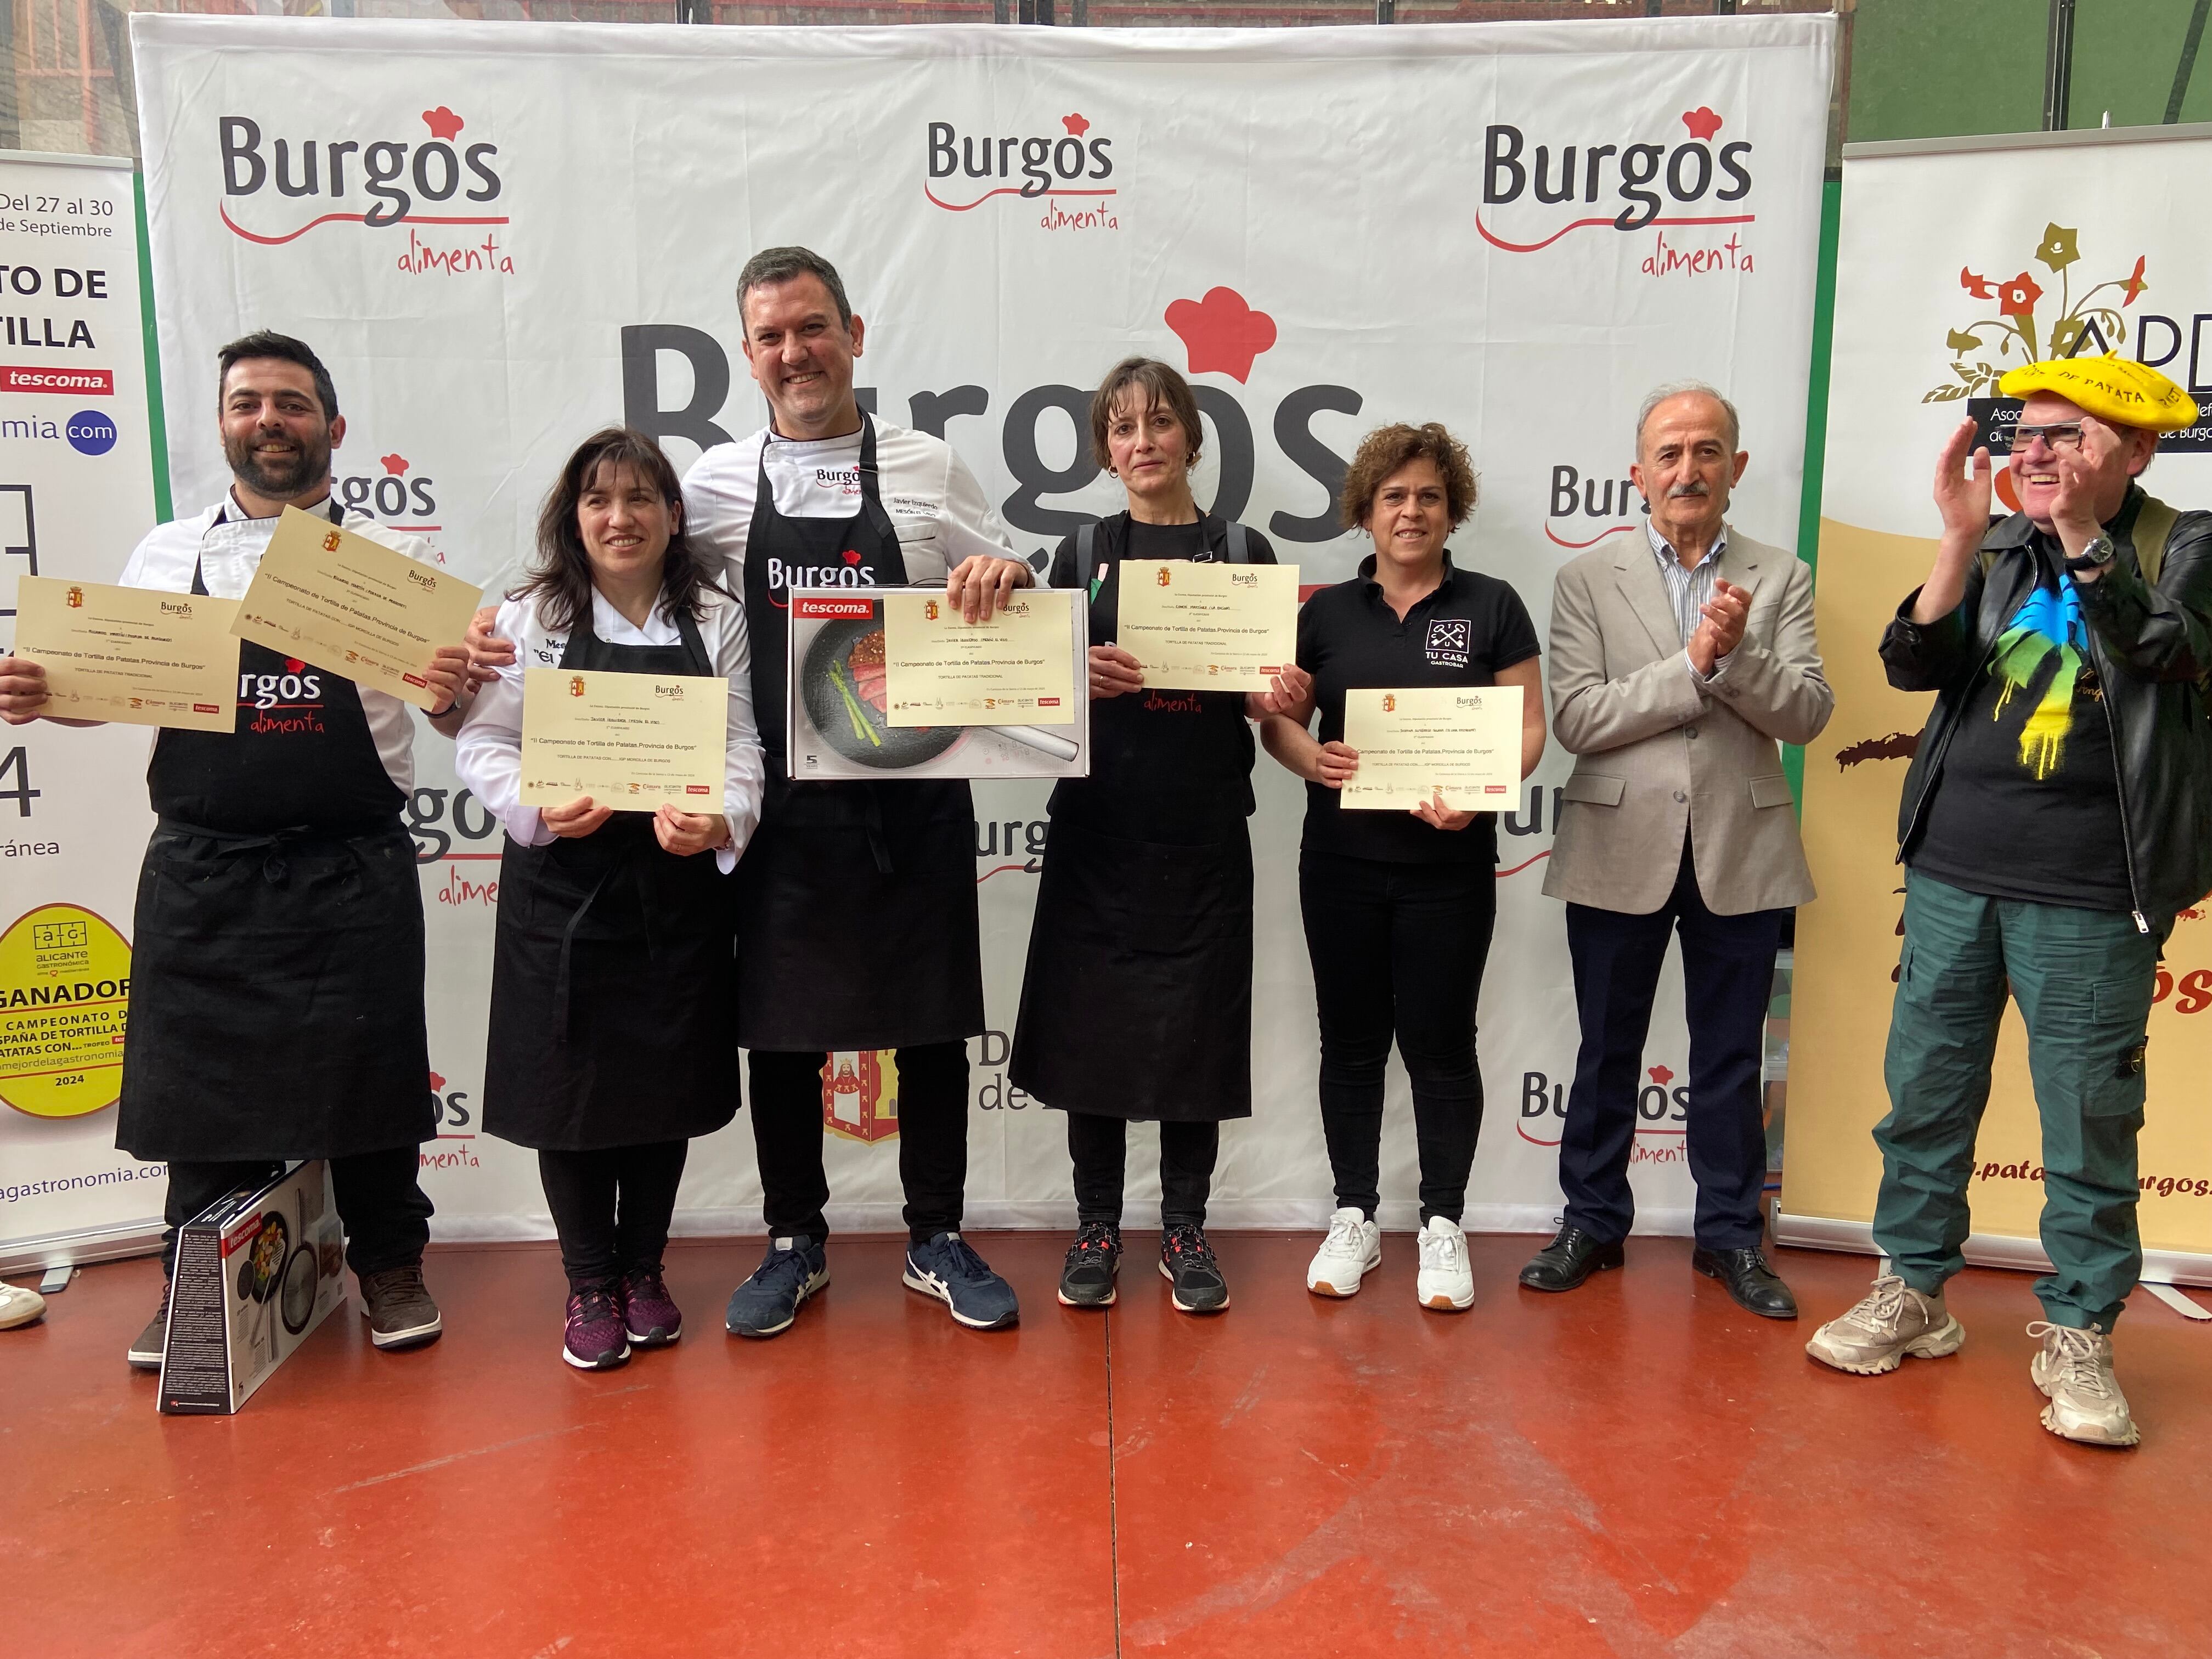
[724,1235,829,1339]
[902,1232,1019,1330]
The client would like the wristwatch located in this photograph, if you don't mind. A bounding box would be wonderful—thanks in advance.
[2065,534,2116,576]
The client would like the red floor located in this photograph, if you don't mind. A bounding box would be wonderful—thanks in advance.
[4,1233,2208,1658]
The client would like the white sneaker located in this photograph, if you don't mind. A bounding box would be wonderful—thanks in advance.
[2028,1321,2140,1448]
[0,1279,46,1330]
[1415,1217,1475,1312]
[1306,1207,1381,1297]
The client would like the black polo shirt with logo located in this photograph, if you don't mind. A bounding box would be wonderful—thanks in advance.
[1295,550,1541,865]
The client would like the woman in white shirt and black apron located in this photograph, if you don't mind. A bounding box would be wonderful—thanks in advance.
[1010,358,1307,1316]
[457,428,765,1372]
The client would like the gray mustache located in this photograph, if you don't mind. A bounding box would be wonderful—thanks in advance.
[1667,481,1711,499]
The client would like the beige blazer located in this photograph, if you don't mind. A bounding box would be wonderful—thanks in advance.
[1541,527,1832,916]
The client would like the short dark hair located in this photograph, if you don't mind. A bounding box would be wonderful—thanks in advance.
[1339,422,1479,529]
[736,246,854,334]
[1088,357,1204,472]
[216,330,338,420]
[511,427,724,635]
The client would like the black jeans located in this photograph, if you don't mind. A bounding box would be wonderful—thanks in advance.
[1066,1112,1220,1230]
[1298,849,1496,1226]
[748,1042,969,1245]
[537,1141,690,1290]
[1560,839,1782,1250]
[160,1147,431,1279]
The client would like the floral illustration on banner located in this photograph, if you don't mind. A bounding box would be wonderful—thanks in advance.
[1923,223,2150,402]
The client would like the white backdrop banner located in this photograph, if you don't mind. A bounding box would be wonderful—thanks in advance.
[0,150,165,1270]
[129,13,1833,1240]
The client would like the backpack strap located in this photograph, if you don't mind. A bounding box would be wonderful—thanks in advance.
[2132,494,2178,587]
[1225,520,1250,564]
[1075,521,1098,590]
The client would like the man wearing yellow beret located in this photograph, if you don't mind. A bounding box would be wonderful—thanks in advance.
[1806,354,2212,1447]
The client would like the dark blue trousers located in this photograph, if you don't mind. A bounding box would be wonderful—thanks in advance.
[1559,840,1781,1250]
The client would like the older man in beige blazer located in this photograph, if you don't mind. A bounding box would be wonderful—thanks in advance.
[1520,382,1831,1318]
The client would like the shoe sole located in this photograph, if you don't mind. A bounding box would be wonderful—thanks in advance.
[1420,1288,1475,1312]
[560,1340,631,1372]
[1158,1259,1229,1314]
[1690,1256,1798,1321]
[1518,1248,1625,1293]
[360,1303,443,1349]
[625,1326,681,1347]
[726,1269,829,1339]
[1805,1315,1966,1375]
[1307,1247,1383,1299]
[2030,1359,2141,1447]
[1057,1287,1117,1308]
[902,1267,1019,1331]
[126,1348,163,1371]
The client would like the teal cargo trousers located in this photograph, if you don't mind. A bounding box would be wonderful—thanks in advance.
[1872,871,2170,1330]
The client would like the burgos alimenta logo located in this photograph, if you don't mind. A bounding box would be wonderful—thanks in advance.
[926,113,1118,230]
[217,104,508,258]
[1480,105,1753,253]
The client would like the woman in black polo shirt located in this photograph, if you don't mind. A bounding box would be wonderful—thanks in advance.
[1260,422,1546,1313]
[1011,356,1306,1317]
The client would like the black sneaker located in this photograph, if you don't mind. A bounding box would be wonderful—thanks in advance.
[724,1235,829,1339]
[127,1282,172,1371]
[358,1262,444,1348]
[1159,1223,1230,1315]
[1058,1222,1122,1308]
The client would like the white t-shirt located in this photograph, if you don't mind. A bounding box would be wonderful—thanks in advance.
[454,586,765,873]
[680,420,1021,598]
[117,493,434,796]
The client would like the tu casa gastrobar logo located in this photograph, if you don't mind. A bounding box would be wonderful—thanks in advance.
[217,104,516,274]
[1480,105,1753,253]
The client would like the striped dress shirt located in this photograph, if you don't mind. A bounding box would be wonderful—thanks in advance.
[1648,521,1733,679]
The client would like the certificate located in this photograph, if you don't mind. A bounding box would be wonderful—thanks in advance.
[233,507,481,711]
[1114,560,1300,692]
[1340,685,1522,811]
[12,574,240,731]
[519,668,726,810]
[881,589,1079,727]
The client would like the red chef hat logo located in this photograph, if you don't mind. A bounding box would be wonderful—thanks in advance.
[422,106,465,142]
[380,453,409,476]
[284,657,306,673]
[1647,1063,1675,1086]
[1165,287,1278,385]
[843,549,861,565]
[1062,113,1091,137]
[1680,106,1723,142]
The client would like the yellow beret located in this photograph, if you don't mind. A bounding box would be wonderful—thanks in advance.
[1999,354,2200,433]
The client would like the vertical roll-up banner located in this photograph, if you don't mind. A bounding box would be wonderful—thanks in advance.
[0,151,165,1272]
[131,14,1834,1241]
[1784,125,2212,1286]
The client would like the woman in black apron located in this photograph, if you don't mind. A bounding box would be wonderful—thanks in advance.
[456,428,764,1372]
[1010,357,1307,1316]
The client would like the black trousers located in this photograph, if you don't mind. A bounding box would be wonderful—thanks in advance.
[1066,1112,1221,1230]
[160,1148,431,1279]
[1560,839,1782,1250]
[748,1042,969,1245]
[1298,849,1496,1226]
[537,1141,689,1290]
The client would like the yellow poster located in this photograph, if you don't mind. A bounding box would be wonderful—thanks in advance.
[0,903,131,1119]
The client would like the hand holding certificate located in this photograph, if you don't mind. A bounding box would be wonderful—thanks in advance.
[12,574,241,731]
[881,589,1078,726]
[1114,560,1299,692]
[1340,685,1522,812]
[234,507,481,711]
[520,668,726,810]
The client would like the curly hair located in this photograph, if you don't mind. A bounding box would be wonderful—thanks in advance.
[1338,422,1479,530]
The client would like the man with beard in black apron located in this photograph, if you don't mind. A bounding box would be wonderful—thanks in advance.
[686,247,1037,1335]
[1,332,471,1367]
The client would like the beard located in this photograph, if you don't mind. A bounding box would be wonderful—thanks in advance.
[225,423,330,500]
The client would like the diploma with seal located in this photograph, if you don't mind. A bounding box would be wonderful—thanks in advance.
[519,668,727,810]
[233,506,481,711]
[881,588,1079,727]
[12,574,241,731]
[1113,560,1299,692]
[1340,684,1522,811]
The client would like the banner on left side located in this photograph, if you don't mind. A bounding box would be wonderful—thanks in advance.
[0,150,165,1273]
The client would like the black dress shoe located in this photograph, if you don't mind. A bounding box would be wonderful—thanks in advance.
[1518,1226,1626,1293]
[1692,1246,1798,1319]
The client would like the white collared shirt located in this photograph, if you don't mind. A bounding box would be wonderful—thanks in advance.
[1646,520,1734,681]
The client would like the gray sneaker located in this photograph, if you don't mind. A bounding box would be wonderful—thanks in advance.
[1805,1273,1965,1374]
[2028,1321,2140,1448]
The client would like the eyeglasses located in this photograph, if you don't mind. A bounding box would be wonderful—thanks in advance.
[1998,421,2087,452]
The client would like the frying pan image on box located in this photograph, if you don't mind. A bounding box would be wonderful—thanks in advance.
[279,1242,319,1335]
[798,605,1077,769]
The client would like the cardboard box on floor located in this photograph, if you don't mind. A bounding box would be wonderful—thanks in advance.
[158,1161,346,1414]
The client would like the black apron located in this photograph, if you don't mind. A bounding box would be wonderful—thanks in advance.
[735,414,984,1051]
[117,502,435,1162]
[1008,515,1256,1122]
[481,605,739,1150]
